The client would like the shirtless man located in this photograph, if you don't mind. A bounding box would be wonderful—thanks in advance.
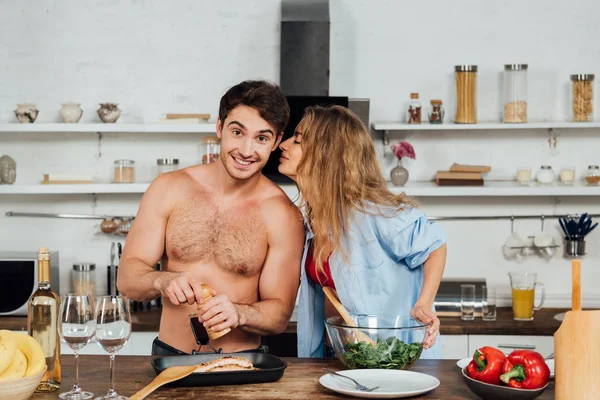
[117,80,305,355]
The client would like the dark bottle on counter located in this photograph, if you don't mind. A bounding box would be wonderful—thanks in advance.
[27,246,61,392]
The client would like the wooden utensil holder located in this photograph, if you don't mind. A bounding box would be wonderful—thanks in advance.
[554,259,600,399]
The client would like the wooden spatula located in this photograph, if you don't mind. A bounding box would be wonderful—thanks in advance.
[129,364,198,400]
[322,287,376,346]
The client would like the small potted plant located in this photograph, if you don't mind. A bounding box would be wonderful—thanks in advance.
[390,141,415,186]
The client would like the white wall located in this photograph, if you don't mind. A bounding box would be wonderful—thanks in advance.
[0,0,599,307]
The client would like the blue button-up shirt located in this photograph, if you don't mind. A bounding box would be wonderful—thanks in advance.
[297,206,448,359]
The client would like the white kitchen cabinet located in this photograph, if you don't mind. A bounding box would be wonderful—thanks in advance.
[61,332,157,356]
[467,335,553,358]
[438,335,469,359]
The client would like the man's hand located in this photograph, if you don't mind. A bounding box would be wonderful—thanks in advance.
[154,271,209,306]
[197,294,241,332]
[410,302,440,349]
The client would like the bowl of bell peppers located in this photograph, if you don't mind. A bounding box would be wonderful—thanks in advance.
[461,346,551,400]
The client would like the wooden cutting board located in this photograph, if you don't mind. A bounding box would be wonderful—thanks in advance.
[554,259,600,399]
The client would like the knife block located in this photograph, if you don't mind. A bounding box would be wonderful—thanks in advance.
[554,310,600,399]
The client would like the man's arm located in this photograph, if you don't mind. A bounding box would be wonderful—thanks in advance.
[117,173,206,304]
[198,196,305,335]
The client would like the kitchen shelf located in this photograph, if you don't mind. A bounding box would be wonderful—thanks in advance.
[0,181,598,196]
[390,181,600,197]
[0,123,217,134]
[371,121,600,131]
[0,183,150,194]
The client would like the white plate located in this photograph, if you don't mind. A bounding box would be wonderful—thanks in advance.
[456,358,555,378]
[319,369,440,399]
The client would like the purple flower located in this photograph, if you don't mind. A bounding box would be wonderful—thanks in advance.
[390,141,416,160]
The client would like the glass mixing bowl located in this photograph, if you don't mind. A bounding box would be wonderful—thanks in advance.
[324,315,430,370]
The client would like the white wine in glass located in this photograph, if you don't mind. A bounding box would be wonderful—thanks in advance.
[95,295,132,400]
[58,294,96,400]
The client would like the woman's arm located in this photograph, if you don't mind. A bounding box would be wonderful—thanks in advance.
[411,243,447,349]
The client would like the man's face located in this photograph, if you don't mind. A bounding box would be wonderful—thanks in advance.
[217,105,282,181]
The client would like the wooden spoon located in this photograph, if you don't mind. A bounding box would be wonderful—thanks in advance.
[129,364,198,400]
[323,287,376,346]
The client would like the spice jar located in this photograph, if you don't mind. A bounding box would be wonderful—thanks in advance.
[536,165,555,184]
[428,100,444,124]
[585,165,600,185]
[516,167,532,185]
[156,158,179,176]
[571,74,594,122]
[113,160,135,183]
[202,137,220,164]
[455,65,477,124]
[72,263,96,298]
[503,64,528,123]
[560,166,575,185]
[407,93,422,124]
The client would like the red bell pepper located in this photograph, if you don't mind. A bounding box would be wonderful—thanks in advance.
[466,346,506,385]
[500,350,551,389]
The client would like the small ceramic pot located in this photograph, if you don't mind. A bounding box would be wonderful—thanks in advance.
[14,104,39,123]
[60,103,83,123]
[98,103,121,123]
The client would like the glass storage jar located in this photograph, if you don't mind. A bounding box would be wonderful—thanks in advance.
[202,137,220,164]
[571,74,594,122]
[156,158,179,176]
[428,100,444,124]
[455,65,477,124]
[407,93,422,124]
[113,160,135,183]
[585,165,600,185]
[503,64,528,123]
[72,263,96,298]
[536,165,555,184]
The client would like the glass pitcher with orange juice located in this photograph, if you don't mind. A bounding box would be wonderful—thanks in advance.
[508,272,545,321]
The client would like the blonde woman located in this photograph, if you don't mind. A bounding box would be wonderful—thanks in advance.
[278,105,447,358]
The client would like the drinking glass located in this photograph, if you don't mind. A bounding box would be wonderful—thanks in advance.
[58,294,96,400]
[482,285,497,321]
[461,284,475,321]
[95,296,132,400]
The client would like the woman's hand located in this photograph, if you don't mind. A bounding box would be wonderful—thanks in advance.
[410,303,440,349]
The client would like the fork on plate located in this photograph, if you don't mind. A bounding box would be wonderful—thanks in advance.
[323,368,379,392]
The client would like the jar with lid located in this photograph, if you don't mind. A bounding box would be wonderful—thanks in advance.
[455,65,477,124]
[113,160,135,183]
[428,100,444,124]
[504,64,528,123]
[585,165,600,185]
[156,158,179,176]
[72,263,96,298]
[202,137,220,164]
[536,165,555,184]
[407,93,422,124]
[571,74,594,122]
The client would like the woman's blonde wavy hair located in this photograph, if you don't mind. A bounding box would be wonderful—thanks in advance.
[296,105,418,274]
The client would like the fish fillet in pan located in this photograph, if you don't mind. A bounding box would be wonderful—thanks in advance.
[194,356,257,372]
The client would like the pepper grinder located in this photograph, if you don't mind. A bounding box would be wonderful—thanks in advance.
[199,284,231,340]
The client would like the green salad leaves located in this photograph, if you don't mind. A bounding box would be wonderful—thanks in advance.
[341,337,423,370]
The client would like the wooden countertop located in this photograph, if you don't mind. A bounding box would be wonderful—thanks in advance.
[31,355,554,399]
[1,307,567,336]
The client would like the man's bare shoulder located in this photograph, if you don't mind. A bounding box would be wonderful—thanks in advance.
[148,165,210,194]
[256,179,304,231]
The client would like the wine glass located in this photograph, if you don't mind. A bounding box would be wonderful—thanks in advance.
[95,295,132,400]
[58,294,96,400]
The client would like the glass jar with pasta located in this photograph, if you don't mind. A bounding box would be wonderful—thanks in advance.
[503,64,528,123]
[571,74,594,122]
[455,65,477,124]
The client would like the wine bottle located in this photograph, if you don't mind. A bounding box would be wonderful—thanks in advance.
[27,246,61,392]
